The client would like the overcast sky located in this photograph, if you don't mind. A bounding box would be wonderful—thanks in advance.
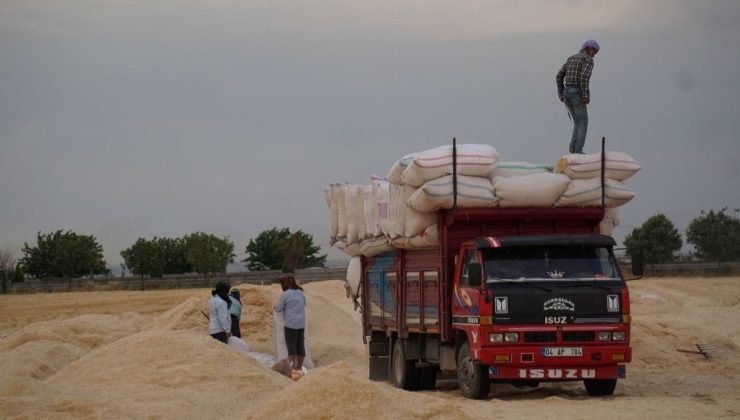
[1,0,739,267]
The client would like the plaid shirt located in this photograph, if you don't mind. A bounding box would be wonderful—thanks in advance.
[556,51,594,100]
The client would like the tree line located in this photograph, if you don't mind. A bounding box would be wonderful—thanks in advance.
[2,207,738,290]
[624,207,740,266]
[0,227,326,289]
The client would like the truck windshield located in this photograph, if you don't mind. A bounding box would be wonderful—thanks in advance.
[481,245,621,283]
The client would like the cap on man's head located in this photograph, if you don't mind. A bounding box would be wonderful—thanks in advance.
[230,288,240,296]
[582,39,600,51]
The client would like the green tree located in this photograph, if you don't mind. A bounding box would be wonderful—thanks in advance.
[121,237,163,278]
[623,213,683,266]
[159,237,190,275]
[20,230,109,286]
[244,227,326,272]
[0,248,17,293]
[121,237,191,280]
[686,207,740,263]
[183,232,234,279]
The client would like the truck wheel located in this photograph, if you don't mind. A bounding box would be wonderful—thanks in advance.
[584,379,617,396]
[419,367,437,390]
[456,342,490,399]
[391,339,421,390]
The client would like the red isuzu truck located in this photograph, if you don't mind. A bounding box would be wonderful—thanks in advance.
[362,206,642,399]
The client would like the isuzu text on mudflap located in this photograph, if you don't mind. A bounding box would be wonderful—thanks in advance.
[361,207,643,399]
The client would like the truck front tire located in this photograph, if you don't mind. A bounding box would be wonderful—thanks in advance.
[391,339,421,390]
[456,341,490,399]
[584,378,617,396]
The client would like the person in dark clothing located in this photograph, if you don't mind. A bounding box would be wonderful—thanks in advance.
[228,288,243,338]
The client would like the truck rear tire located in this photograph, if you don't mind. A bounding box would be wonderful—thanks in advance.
[391,339,421,391]
[456,341,490,399]
[584,379,617,396]
[419,367,437,390]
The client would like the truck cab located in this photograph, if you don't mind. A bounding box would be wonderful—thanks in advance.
[452,234,631,398]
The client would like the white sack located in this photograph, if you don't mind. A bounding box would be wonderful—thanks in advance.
[556,151,641,181]
[493,173,570,207]
[356,186,368,240]
[326,186,339,243]
[388,183,405,239]
[363,185,380,238]
[346,256,362,298]
[387,152,417,184]
[344,185,361,244]
[403,184,437,237]
[273,311,314,369]
[556,178,636,208]
[336,184,347,241]
[400,144,500,187]
[599,207,621,236]
[336,241,362,257]
[373,179,392,237]
[493,161,553,177]
[361,237,395,257]
[407,175,497,212]
[391,224,439,249]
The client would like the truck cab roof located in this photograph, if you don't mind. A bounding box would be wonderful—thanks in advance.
[469,234,616,249]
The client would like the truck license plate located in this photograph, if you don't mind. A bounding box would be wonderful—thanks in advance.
[542,347,583,357]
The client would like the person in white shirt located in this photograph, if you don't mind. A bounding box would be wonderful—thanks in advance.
[273,275,306,370]
[209,281,232,343]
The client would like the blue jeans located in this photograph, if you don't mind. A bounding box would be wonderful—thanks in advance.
[564,86,588,153]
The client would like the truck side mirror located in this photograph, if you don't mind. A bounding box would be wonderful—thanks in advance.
[631,252,644,278]
[468,262,482,287]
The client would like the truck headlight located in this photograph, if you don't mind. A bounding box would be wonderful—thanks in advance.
[504,333,519,342]
[612,331,626,341]
[489,333,504,343]
[598,332,612,341]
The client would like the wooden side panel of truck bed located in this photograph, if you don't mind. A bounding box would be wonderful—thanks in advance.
[362,207,606,341]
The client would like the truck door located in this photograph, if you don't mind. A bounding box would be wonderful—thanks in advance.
[452,248,482,321]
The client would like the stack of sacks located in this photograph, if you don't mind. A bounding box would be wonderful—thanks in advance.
[555,151,640,208]
[326,180,395,257]
[386,144,500,250]
[325,147,640,257]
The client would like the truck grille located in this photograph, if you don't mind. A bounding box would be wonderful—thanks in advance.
[562,331,595,342]
[524,332,557,343]
[521,331,595,343]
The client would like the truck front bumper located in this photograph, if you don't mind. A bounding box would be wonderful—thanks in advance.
[479,344,631,380]
[489,364,626,380]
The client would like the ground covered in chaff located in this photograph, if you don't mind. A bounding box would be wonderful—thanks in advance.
[1,278,739,419]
